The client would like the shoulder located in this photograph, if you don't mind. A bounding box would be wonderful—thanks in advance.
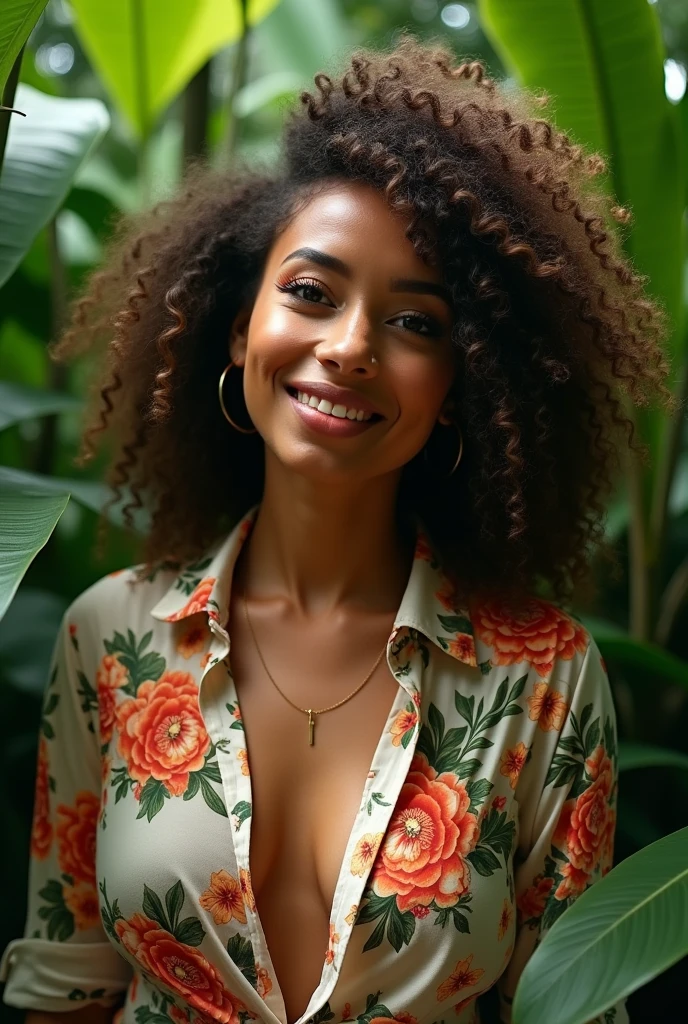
[469,593,594,690]
[64,559,181,641]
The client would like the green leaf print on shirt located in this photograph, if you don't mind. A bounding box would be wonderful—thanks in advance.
[356,676,523,953]
[104,628,166,698]
[226,934,257,988]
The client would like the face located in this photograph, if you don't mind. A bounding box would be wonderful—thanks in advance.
[229,179,457,484]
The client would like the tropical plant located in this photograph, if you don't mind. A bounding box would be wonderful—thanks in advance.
[477,0,688,1019]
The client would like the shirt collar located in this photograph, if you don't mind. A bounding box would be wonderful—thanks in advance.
[150,503,477,668]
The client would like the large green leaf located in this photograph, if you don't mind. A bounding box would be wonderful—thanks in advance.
[0,473,69,622]
[71,0,281,139]
[0,381,81,430]
[583,615,688,690]
[0,84,109,288]
[0,1,49,95]
[619,742,688,773]
[513,826,688,1024]
[478,0,685,478]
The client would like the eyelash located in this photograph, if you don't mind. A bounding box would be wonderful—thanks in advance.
[276,276,441,337]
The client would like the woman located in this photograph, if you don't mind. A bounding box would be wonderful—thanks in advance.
[1,35,673,1024]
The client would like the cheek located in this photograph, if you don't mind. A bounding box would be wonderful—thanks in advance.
[394,356,453,420]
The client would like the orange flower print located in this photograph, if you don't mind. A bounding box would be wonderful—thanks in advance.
[527,682,569,732]
[437,953,485,1006]
[165,578,217,622]
[446,634,477,666]
[350,833,385,877]
[341,1003,352,1021]
[435,575,459,612]
[554,862,590,901]
[97,653,128,691]
[344,903,358,926]
[497,898,512,940]
[114,913,244,1024]
[256,965,272,998]
[237,749,250,776]
[517,874,554,924]
[371,752,478,912]
[96,653,128,745]
[499,743,528,789]
[390,708,418,747]
[492,795,506,811]
[325,921,339,965]
[177,619,210,659]
[56,791,99,885]
[239,868,256,912]
[116,671,210,796]
[553,752,615,878]
[472,598,588,677]
[370,1015,418,1024]
[414,532,434,562]
[199,870,247,925]
[64,880,100,930]
[30,737,52,860]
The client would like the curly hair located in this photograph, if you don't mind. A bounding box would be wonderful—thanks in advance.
[52,33,675,606]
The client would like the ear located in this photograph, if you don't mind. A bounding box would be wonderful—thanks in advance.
[438,399,458,427]
[228,303,253,365]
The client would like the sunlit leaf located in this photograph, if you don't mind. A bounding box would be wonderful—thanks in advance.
[0,0,49,95]
[478,0,686,490]
[0,84,109,287]
[71,0,282,138]
[513,827,688,1024]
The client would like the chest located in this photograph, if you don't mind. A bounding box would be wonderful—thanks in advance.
[224,600,402,916]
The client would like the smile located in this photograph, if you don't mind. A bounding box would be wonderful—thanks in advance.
[285,387,383,438]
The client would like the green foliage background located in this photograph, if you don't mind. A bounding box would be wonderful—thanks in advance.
[1,1,688,1021]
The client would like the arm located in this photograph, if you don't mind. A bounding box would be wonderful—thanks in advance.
[496,633,628,1023]
[1,604,132,1014]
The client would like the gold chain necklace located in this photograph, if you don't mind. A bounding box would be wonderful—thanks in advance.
[242,589,389,746]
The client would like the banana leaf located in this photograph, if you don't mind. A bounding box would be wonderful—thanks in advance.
[513,826,688,1024]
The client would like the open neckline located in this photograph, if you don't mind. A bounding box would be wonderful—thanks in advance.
[222,648,419,1024]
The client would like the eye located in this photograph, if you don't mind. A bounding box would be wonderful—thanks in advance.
[390,313,441,337]
[277,277,333,306]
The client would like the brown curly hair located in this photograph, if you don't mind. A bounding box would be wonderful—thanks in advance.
[52,34,675,606]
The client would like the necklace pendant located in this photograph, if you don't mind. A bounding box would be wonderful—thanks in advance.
[307,709,315,746]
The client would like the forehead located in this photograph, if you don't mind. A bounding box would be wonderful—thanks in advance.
[269,180,439,276]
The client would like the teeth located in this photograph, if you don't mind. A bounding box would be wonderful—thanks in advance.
[295,390,373,421]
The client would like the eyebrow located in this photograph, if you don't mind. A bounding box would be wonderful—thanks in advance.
[280,247,453,309]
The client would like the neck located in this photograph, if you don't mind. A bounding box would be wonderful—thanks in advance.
[235,452,416,619]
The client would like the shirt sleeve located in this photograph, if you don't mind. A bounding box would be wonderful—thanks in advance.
[0,601,133,1012]
[496,633,629,1024]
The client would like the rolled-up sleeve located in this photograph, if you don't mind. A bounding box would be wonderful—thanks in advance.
[1,603,132,1011]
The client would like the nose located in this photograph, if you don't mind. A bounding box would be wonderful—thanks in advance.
[314,303,378,377]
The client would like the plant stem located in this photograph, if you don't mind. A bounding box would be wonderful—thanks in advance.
[35,218,68,476]
[0,46,25,178]
[225,0,250,162]
[649,326,688,632]
[654,553,688,647]
[626,439,651,640]
[183,60,211,166]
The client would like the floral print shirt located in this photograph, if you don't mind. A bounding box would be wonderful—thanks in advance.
[1,503,627,1024]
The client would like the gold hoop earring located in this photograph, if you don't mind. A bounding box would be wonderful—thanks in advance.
[218,360,257,434]
[423,421,463,477]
